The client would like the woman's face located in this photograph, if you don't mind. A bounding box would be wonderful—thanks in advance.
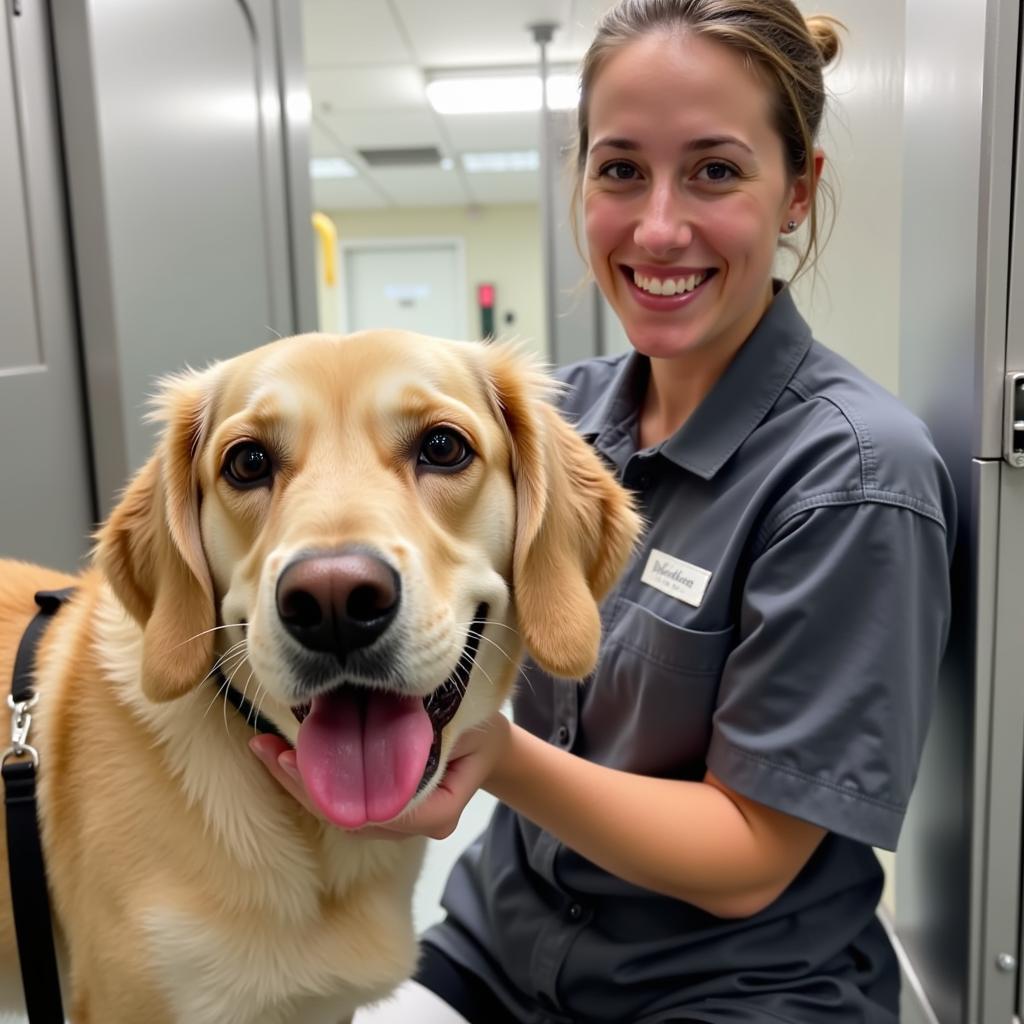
[582,30,812,363]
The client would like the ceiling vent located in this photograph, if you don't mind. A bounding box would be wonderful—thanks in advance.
[356,146,443,168]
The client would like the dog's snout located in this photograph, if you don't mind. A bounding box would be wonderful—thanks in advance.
[276,551,400,656]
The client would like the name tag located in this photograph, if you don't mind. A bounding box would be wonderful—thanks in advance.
[641,549,712,607]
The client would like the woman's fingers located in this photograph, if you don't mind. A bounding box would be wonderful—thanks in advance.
[249,735,320,816]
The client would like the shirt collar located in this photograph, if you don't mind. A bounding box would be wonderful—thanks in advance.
[574,285,813,481]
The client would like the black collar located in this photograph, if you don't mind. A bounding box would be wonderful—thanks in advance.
[217,673,288,742]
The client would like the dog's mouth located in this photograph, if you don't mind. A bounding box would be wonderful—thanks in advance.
[287,604,487,829]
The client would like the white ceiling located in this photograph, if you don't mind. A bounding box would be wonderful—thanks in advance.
[301,0,619,210]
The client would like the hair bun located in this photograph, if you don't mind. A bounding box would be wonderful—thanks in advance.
[805,14,843,67]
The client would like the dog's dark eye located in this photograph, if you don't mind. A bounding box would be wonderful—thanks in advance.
[418,428,474,472]
[223,442,273,488]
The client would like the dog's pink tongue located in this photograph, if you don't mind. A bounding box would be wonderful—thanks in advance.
[295,689,433,829]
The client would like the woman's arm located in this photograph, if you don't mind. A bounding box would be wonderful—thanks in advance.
[487,721,824,918]
[251,715,825,919]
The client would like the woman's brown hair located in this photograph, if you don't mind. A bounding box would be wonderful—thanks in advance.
[571,0,843,280]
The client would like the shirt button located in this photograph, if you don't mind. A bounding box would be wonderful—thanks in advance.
[556,724,570,745]
[567,901,584,921]
[637,472,652,489]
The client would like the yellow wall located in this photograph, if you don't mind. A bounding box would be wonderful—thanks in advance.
[314,203,546,360]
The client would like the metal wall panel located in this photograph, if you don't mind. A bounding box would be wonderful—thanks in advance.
[0,0,95,570]
[51,0,313,516]
[897,0,1022,1021]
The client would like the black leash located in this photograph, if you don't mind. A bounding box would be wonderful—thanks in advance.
[3,588,74,1024]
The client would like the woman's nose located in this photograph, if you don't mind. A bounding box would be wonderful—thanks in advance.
[633,183,693,255]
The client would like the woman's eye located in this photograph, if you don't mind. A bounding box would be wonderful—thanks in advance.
[418,428,474,471]
[698,162,737,183]
[599,161,639,182]
[223,442,273,488]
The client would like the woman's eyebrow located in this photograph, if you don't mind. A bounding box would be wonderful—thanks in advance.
[589,134,755,155]
[589,136,640,154]
[686,134,754,154]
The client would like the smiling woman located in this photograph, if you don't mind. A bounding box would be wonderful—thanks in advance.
[335,3,957,1023]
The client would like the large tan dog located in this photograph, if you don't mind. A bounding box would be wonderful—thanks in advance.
[0,331,639,1023]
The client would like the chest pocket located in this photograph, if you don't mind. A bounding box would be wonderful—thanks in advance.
[579,599,735,778]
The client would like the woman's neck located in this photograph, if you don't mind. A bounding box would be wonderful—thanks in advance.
[637,282,775,449]
[638,357,723,448]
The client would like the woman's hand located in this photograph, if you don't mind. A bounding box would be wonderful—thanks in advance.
[249,710,511,840]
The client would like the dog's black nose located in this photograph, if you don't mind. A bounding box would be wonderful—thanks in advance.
[276,550,400,656]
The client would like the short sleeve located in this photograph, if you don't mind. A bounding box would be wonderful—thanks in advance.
[705,500,952,850]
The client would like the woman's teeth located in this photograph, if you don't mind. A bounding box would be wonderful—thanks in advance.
[633,270,708,296]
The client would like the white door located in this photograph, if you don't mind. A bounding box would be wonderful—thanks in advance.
[1,1,94,571]
[342,241,465,338]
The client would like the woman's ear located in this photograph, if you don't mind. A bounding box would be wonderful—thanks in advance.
[482,344,642,679]
[94,369,217,702]
[784,148,826,230]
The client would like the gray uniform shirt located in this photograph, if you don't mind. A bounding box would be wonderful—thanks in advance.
[425,288,956,1024]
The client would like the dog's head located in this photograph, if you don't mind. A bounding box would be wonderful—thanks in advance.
[95,332,640,828]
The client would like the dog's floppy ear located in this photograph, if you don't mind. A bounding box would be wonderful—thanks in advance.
[95,368,218,702]
[482,344,642,679]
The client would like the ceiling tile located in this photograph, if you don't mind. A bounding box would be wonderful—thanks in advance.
[306,66,426,112]
[441,111,544,152]
[393,0,582,68]
[316,108,444,153]
[302,0,411,68]
[300,0,625,208]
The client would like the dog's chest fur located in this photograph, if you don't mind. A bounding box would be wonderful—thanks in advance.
[29,586,424,1023]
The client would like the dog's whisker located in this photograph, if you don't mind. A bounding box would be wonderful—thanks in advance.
[463,654,496,694]
[170,623,242,651]
[253,685,273,734]
[240,665,256,708]
[200,666,237,723]
[455,624,535,696]
[241,673,264,734]
[453,619,521,638]
[207,637,248,670]
[198,647,248,723]
[197,643,247,696]
[465,630,520,671]
[221,654,254,736]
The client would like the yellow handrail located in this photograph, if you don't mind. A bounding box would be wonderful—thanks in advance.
[311,211,338,287]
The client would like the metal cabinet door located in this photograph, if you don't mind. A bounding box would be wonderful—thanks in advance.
[896,0,1023,1022]
[51,0,315,517]
[0,0,95,571]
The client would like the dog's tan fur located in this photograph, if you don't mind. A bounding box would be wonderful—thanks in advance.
[0,331,639,1023]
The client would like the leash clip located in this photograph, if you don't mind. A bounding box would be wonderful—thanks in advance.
[2,694,39,767]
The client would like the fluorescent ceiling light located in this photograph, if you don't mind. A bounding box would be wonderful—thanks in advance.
[462,150,539,173]
[310,157,358,179]
[426,74,579,115]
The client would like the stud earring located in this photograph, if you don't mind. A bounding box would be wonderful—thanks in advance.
[786,220,798,233]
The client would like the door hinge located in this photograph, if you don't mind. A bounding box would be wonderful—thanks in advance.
[1005,373,1024,468]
